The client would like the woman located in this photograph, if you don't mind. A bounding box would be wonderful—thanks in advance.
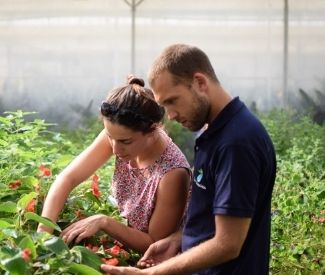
[37,76,191,253]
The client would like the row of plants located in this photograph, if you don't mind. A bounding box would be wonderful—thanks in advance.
[0,111,140,274]
[260,110,325,274]
[0,109,324,274]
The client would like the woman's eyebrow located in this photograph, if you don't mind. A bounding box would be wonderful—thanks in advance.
[105,131,132,142]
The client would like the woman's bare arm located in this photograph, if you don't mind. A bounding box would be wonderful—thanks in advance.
[37,129,113,232]
[60,167,190,253]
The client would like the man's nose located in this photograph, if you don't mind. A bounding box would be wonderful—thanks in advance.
[167,110,178,121]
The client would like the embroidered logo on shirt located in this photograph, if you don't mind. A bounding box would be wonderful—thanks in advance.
[194,168,206,190]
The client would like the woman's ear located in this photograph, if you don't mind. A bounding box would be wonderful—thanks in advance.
[144,123,160,136]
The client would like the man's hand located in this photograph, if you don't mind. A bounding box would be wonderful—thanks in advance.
[101,265,146,275]
[60,214,107,244]
[137,231,181,268]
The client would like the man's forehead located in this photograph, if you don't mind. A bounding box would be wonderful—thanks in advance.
[153,70,174,87]
[151,73,174,102]
[152,89,165,105]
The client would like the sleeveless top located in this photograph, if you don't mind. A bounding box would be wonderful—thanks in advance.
[112,133,190,232]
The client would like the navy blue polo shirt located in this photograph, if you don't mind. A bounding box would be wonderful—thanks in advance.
[182,97,276,275]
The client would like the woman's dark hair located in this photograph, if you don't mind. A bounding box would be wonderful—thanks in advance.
[101,76,165,133]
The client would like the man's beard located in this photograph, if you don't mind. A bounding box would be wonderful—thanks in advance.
[185,93,210,132]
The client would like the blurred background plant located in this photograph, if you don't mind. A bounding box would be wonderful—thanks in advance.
[296,88,325,125]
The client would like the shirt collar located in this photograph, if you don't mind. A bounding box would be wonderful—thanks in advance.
[198,97,244,139]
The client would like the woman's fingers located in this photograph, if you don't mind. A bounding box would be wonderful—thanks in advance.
[62,228,81,244]
[60,222,87,244]
[75,230,90,243]
[60,215,103,244]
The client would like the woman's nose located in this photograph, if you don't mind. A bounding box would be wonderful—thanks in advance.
[111,141,122,155]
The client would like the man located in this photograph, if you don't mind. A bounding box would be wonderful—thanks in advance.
[102,44,276,274]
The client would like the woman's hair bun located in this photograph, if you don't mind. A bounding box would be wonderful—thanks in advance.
[127,75,145,87]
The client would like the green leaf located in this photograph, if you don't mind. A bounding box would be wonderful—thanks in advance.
[25,212,62,232]
[1,253,27,275]
[0,201,17,213]
[55,154,74,168]
[71,246,102,271]
[2,229,18,238]
[85,191,101,205]
[0,138,8,146]
[0,220,12,229]
[317,189,325,200]
[68,263,102,275]
[23,176,39,188]
[44,236,69,255]
[0,116,10,123]
[0,182,7,189]
[0,245,18,257]
[18,235,37,258]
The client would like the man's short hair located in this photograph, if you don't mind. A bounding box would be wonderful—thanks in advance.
[148,44,219,87]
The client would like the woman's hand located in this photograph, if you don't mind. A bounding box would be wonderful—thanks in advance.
[60,214,107,244]
[37,223,54,234]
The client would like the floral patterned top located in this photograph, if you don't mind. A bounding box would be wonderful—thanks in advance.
[112,133,190,232]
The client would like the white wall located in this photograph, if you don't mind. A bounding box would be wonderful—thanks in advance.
[0,0,324,126]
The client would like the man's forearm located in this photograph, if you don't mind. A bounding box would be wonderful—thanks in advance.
[143,236,238,275]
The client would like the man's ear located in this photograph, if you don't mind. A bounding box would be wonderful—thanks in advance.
[193,72,209,93]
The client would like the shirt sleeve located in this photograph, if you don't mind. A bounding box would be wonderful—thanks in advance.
[212,144,261,217]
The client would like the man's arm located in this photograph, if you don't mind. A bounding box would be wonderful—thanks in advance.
[102,215,251,275]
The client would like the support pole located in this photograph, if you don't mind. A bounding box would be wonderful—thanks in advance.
[123,0,145,73]
[283,0,289,106]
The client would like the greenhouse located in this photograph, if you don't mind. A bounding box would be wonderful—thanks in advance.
[0,0,324,274]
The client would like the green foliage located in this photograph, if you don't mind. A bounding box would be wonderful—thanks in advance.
[297,88,325,125]
[1,110,324,274]
[59,116,104,149]
[0,111,139,274]
[163,119,195,164]
[260,110,325,274]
